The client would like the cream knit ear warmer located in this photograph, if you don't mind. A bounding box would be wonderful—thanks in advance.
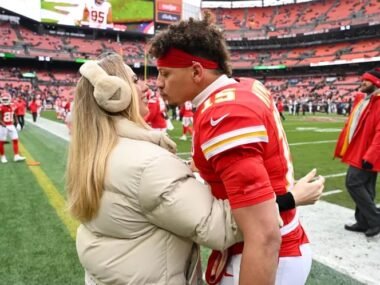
[79,61,132,113]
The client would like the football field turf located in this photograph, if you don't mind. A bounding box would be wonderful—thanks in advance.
[1,112,375,284]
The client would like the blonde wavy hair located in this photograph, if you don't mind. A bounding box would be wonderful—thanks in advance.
[66,53,147,222]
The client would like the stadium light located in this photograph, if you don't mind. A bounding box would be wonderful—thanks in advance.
[37,56,51,61]
[75,58,89,63]
[253,65,287,70]
[22,72,36,78]
[0,52,15,58]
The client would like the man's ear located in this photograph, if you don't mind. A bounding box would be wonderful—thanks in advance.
[191,62,203,83]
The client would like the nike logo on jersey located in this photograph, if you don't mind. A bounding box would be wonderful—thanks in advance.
[210,113,229,127]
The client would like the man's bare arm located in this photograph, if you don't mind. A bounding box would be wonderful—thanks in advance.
[232,198,281,285]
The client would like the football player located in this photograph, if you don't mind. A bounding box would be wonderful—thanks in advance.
[0,93,26,163]
[150,15,325,285]
[179,101,193,141]
[81,0,113,29]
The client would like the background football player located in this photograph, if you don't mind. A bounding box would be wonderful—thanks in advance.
[0,93,26,163]
[79,0,113,29]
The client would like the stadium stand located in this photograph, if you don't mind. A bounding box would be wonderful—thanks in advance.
[206,0,380,40]
[0,0,379,118]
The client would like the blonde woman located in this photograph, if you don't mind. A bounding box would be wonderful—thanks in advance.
[66,53,242,285]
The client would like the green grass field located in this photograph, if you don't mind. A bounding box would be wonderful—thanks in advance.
[0,112,373,284]
[110,0,154,23]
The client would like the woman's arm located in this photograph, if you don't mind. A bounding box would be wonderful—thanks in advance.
[138,154,242,251]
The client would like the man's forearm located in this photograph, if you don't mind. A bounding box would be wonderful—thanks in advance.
[239,239,279,285]
[232,200,281,285]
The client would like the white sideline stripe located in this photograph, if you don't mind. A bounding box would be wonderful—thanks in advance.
[30,114,380,284]
[324,172,346,178]
[289,139,337,146]
[321,189,342,196]
[25,115,70,142]
[177,151,191,156]
[300,201,380,285]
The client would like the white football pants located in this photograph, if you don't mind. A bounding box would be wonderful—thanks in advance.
[219,243,312,285]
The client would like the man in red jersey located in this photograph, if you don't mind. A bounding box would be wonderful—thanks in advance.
[149,14,324,285]
[145,89,168,131]
[179,101,194,140]
[0,93,25,163]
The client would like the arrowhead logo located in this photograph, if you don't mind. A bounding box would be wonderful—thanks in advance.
[210,113,229,127]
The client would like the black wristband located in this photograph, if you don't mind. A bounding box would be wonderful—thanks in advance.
[362,160,373,170]
[276,192,296,212]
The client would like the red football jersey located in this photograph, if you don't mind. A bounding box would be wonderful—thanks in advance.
[192,77,308,257]
[0,105,15,126]
[180,101,194,118]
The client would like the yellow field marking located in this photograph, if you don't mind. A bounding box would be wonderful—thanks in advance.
[19,142,79,239]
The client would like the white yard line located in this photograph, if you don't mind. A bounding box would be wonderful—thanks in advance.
[26,115,70,142]
[289,140,337,146]
[321,189,343,196]
[30,115,380,284]
[324,172,346,178]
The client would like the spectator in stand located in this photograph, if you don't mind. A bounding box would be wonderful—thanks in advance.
[12,96,18,129]
[288,98,293,115]
[0,93,26,163]
[276,98,286,121]
[15,96,26,130]
[346,97,353,115]
[167,104,179,120]
[308,100,312,114]
[36,95,43,117]
[295,101,301,115]
[334,68,380,237]
[179,101,194,141]
[144,88,168,131]
[29,97,38,122]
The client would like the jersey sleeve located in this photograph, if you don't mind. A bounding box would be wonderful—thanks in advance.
[199,104,274,209]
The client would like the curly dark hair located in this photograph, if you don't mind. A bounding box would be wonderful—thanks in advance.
[148,13,232,76]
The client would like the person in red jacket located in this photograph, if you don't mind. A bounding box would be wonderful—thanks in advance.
[276,98,285,121]
[334,68,380,237]
[15,96,26,130]
[29,97,39,122]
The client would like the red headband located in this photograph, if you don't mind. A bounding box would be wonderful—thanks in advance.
[157,48,219,69]
[362,72,380,88]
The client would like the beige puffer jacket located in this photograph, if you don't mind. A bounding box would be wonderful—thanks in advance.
[76,119,241,285]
